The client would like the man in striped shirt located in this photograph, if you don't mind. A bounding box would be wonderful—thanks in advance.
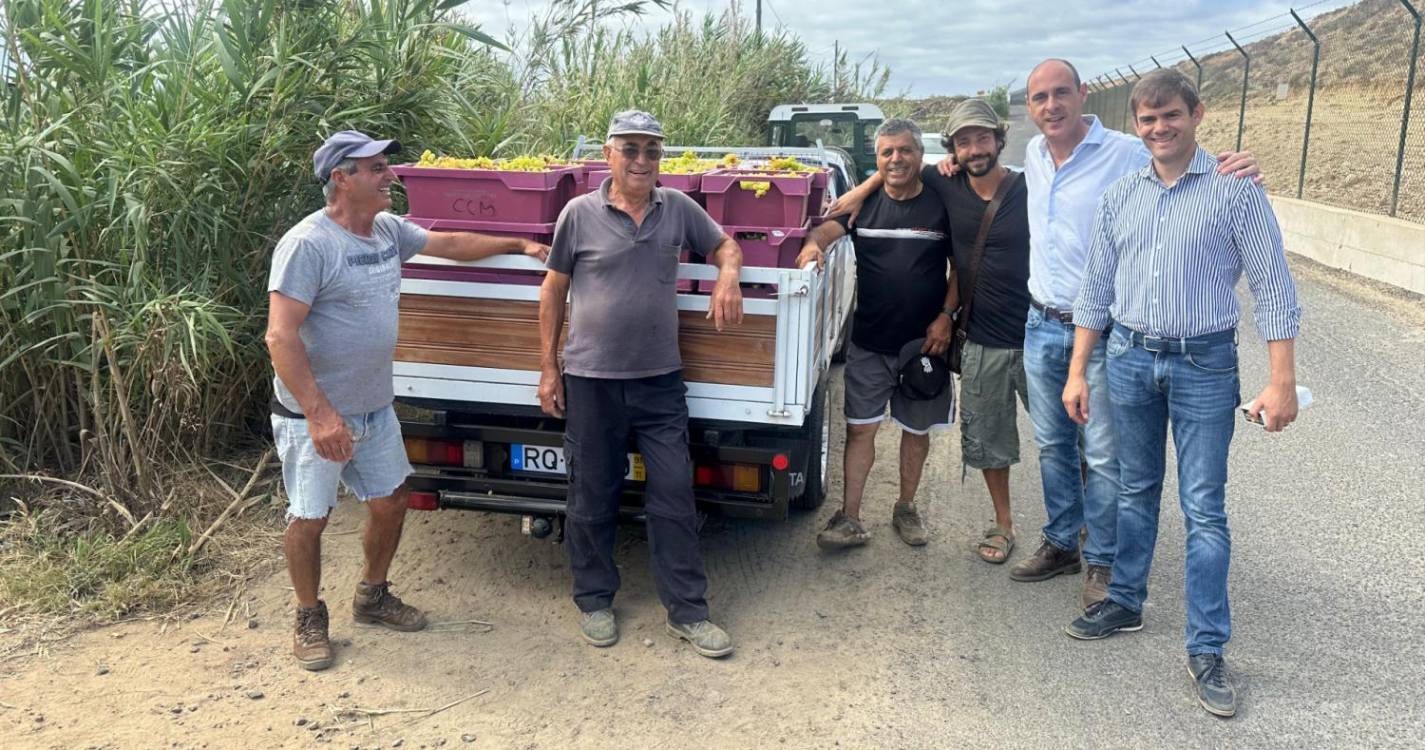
[1061,69,1302,718]
[1011,59,1260,611]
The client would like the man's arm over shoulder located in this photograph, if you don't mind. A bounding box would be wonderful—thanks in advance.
[1231,182,1301,341]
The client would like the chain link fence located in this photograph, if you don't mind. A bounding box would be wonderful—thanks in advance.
[1083,0,1425,224]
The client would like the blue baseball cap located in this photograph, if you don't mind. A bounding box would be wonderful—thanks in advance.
[313,130,402,183]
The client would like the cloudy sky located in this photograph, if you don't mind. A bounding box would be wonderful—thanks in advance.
[461,0,1358,96]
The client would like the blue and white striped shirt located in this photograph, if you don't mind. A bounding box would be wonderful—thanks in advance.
[1074,147,1302,341]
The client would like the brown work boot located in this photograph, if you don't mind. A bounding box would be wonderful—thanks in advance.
[1008,539,1082,582]
[353,581,428,632]
[293,600,334,671]
[1081,564,1111,610]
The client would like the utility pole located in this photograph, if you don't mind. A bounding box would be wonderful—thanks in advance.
[834,40,839,98]
[756,0,762,35]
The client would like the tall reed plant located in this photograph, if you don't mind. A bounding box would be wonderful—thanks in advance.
[0,0,893,523]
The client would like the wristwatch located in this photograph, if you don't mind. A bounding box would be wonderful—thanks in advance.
[940,306,960,322]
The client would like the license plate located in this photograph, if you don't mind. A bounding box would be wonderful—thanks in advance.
[511,444,645,481]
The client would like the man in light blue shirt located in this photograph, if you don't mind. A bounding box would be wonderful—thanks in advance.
[1061,69,1301,719]
[1009,59,1259,611]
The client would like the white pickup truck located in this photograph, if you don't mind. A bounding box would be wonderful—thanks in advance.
[392,146,857,536]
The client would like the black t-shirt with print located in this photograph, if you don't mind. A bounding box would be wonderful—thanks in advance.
[921,165,1031,349]
[836,187,952,355]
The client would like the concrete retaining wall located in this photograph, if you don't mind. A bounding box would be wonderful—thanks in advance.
[1270,196,1425,296]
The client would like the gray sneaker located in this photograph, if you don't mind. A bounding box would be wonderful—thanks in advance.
[892,502,929,546]
[816,510,870,550]
[579,608,618,647]
[666,618,734,658]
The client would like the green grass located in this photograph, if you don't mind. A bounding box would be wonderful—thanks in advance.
[0,511,195,619]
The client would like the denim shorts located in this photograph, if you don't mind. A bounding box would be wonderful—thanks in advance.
[270,404,412,521]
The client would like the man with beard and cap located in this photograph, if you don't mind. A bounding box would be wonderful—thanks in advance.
[827,99,1032,566]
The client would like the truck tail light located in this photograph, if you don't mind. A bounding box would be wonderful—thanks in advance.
[405,437,482,468]
[693,462,763,493]
[407,491,439,511]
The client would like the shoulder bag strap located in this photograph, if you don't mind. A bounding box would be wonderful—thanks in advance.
[958,169,1020,332]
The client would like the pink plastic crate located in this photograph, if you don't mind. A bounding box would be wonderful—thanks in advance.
[391,165,580,224]
[582,170,704,203]
[701,169,814,228]
[724,222,810,268]
[806,168,830,218]
[572,160,608,193]
[401,217,553,286]
[399,216,698,292]
[584,168,610,194]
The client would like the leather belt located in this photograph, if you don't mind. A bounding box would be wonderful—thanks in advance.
[1118,326,1237,354]
[1030,298,1075,324]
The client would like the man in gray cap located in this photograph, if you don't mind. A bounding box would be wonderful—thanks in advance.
[829,101,1032,566]
[537,110,743,657]
[267,130,549,671]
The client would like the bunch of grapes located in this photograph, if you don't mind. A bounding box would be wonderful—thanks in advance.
[415,150,570,171]
[766,156,811,172]
[738,180,772,198]
[661,151,722,175]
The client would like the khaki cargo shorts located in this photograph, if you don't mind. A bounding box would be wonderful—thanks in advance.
[959,340,1028,470]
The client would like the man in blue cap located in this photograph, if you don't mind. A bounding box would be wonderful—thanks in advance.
[266,130,549,671]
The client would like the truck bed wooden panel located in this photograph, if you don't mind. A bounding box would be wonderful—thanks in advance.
[396,295,776,387]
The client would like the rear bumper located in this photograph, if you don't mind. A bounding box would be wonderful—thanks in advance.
[399,409,806,522]
[406,470,790,522]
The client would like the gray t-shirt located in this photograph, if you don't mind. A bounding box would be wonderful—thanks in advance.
[547,183,726,379]
[267,209,428,415]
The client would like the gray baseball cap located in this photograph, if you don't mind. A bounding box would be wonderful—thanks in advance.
[606,110,664,140]
[942,98,1005,141]
[313,130,402,183]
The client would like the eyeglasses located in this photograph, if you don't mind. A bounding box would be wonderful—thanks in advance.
[616,145,664,162]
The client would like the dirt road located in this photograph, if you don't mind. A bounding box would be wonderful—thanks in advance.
[4,263,1425,750]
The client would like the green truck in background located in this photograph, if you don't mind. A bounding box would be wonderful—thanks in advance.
[766,103,885,188]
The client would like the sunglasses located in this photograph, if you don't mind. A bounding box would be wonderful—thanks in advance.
[616,145,664,162]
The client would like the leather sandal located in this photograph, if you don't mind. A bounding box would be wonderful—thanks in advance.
[976,525,1015,564]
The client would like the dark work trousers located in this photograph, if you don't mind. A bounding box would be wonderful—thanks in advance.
[562,370,710,624]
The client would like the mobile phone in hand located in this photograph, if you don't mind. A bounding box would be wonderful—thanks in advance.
[1241,385,1313,426]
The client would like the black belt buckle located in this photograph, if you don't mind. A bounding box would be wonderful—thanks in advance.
[1140,335,1185,353]
[1032,299,1074,324]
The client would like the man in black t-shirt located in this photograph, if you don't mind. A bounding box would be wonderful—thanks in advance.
[795,119,956,551]
[829,99,1033,567]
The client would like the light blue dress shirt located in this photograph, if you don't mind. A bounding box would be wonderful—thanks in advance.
[1024,116,1147,309]
[1074,147,1302,341]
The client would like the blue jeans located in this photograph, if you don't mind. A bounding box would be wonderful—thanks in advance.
[1103,326,1239,656]
[1023,306,1120,567]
